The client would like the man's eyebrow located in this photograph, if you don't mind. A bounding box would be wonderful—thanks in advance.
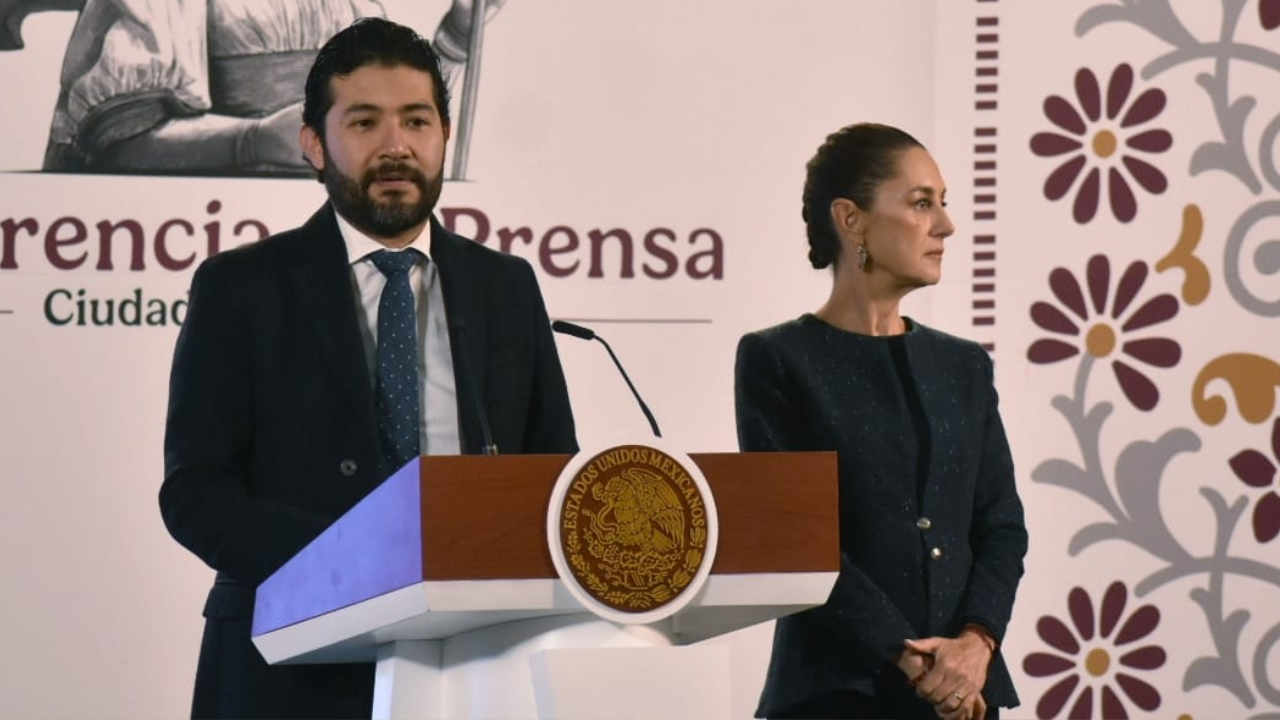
[341,103,382,115]
[343,102,437,115]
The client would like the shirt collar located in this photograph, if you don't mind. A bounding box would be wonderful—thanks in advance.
[335,210,433,265]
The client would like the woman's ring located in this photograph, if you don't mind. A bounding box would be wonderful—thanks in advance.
[952,691,966,701]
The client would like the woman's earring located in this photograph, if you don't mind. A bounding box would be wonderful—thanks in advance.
[856,243,868,271]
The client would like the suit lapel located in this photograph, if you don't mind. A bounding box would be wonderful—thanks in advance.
[289,206,380,446]
[431,219,490,454]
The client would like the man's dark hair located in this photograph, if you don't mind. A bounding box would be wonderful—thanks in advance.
[802,123,924,270]
[303,17,452,139]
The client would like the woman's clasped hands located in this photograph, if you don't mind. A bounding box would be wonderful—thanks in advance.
[898,628,994,720]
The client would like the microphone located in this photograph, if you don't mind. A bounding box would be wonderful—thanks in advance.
[552,320,662,438]
[448,316,498,455]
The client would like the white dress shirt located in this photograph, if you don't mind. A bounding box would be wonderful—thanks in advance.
[336,212,461,455]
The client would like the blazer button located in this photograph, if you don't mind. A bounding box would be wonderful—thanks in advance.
[339,459,358,477]
[930,547,944,560]
[916,517,932,531]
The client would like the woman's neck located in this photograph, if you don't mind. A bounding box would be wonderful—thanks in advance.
[816,267,909,336]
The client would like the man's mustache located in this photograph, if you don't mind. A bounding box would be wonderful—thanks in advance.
[365,162,426,186]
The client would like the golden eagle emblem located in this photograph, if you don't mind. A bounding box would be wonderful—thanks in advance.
[556,445,710,612]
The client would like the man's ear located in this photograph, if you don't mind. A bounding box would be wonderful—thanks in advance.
[300,125,325,172]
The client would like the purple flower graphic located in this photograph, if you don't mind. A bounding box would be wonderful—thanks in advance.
[1228,416,1280,543]
[1030,64,1172,223]
[1028,254,1181,411]
[1023,582,1166,719]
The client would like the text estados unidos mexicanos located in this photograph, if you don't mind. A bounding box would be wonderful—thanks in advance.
[561,447,706,533]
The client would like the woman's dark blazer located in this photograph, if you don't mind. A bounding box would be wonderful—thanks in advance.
[735,315,1027,717]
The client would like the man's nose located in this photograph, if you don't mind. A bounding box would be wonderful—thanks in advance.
[380,123,411,157]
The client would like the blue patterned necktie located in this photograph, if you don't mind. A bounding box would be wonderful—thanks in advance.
[369,249,422,469]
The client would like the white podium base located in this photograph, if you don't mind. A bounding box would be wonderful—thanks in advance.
[531,644,730,720]
[373,640,442,719]
[370,614,732,720]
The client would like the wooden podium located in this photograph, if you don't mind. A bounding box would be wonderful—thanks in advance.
[251,451,837,719]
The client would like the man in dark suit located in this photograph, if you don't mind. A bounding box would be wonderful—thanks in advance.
[159,18,577,719]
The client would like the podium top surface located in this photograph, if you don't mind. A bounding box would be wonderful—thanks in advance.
[252,451,838,638]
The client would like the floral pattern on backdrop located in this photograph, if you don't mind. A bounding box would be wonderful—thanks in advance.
[1014,1,1280,717]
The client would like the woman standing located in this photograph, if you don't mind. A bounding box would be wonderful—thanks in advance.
[736,123,1027,720]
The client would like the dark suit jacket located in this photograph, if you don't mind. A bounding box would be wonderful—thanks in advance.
[735,315,1026,718]
[160,205,577,719]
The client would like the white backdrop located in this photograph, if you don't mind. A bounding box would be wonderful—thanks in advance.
[2,1,1276,718]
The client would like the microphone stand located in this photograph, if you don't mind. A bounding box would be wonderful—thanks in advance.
[552,320,662,438]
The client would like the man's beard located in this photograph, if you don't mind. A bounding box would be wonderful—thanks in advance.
[323,153,442,240]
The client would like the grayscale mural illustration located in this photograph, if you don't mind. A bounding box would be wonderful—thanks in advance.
[0,0,504,178]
